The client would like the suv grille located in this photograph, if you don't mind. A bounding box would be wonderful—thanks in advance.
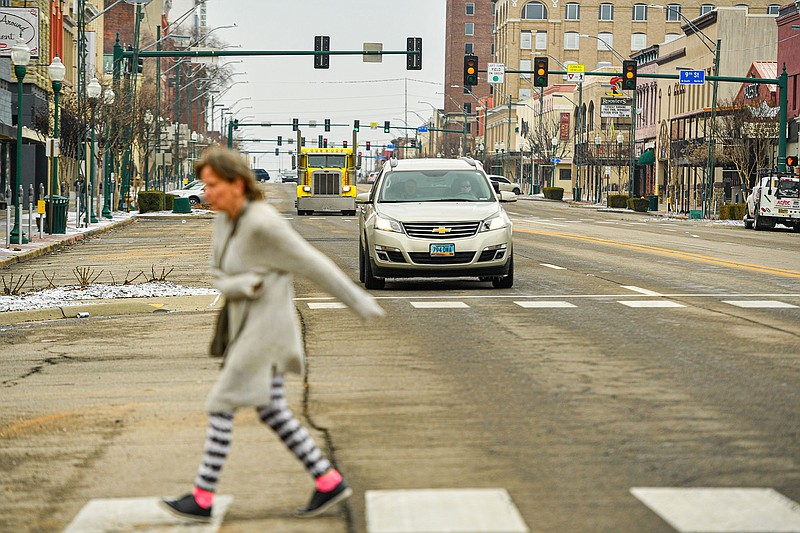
[402,221,480,239]
[409,252,476,264]
[312,172,341,195]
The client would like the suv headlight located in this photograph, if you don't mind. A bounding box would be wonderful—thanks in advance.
[480,211,510,232]
[374,213,404,233]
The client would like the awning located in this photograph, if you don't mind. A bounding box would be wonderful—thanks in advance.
[638,148,655,165]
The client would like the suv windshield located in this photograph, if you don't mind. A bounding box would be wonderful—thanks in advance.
[778,178,799,197]
[308,154,347,168]
[378,170,494,203]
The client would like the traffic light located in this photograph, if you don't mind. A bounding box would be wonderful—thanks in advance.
[464,55,478,86]
[232,119,239,131]
[318,135,323,147]
[354,119,360,132]
[292,118,299,131]
[314,35,330,69]
[533,57,549,88]
[410,139,416,148]
[323,138,328,148]
[787,155,798,167]
[343,141,348,148]
[622,60,637,90]
[407,36,422,71]
[301,136,306,147]
[277,135,282,146]
[366,141,371,150]
[275,148,279,156]
[137,58,143,74]
[384,121,391,133]
[324,118,331,132]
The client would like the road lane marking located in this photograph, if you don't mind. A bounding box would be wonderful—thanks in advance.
[294,293,800,301]
[722,300,799,309]
[540,263,566,270]
[64,496,234,532]
[410,301,470,309]
[515,301,577,308]
[365,488,528,533]
[618,300,686,308]
[307,302,347,309]
[631,488,800,533]
[513,219,568,228]
[622,285,664,297]
[513,228,800,279]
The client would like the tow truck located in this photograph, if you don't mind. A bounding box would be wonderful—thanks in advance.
[744,173,800,231]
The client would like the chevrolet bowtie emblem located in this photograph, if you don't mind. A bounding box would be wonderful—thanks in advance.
[433,227,451,234]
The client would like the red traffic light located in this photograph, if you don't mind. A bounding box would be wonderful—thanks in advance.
[787,155,798,167]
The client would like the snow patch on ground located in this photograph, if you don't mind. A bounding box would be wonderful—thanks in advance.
[0,282,217,312]
[713,219,745,226]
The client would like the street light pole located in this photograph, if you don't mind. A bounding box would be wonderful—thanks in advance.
[48,56,66,233]
[87,77,102,224]
[102,88,115,219]
[144,110,153,189]
[10,39,31,244]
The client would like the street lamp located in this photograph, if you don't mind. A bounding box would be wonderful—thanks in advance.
[144,110,154,190]
[551,136,559,188]
[102,88,115,219]
[617,132,624,195]
[87,77,102,224]
[10,39,31,244]
[47,56,66,234]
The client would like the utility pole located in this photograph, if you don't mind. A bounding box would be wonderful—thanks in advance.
[156,25,162,193]
[704,39,722,217]
[506,95,512,179]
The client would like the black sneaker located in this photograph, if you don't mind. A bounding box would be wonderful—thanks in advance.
[295,480,353,518]
[160,493,212,523]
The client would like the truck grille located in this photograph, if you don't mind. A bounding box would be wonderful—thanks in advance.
[312,172,341,195]
[409,252,476,264]
[402,221,480,239]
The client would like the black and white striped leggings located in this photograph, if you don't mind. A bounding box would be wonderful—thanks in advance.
[194,373,331,493]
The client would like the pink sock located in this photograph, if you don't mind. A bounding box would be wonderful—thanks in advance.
[315,469,342,492]
[192,487,215,509]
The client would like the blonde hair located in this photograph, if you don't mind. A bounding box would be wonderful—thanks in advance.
[194,145,264,201]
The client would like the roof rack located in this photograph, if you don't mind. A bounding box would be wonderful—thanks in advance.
[459,156,477,168]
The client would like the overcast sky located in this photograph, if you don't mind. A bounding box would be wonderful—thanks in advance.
[172,0,447,173]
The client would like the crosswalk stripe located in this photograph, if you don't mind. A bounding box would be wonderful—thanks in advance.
[722,300,799,309]
[410,301,470,309]
[515,301,577,308]
[622,285,664,296]
[540,263,566,270]
[631,488,800,532]
[618,300,686,308]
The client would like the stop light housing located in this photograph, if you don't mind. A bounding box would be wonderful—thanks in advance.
[787,155,798,167]
[324,119,331,132]
[277,135,282,146]
[292,118,299,131]
[533,57,549,88]
[366,141,371,150]
[314,35,330,69]
[318,135,323,147]
[275,148,279,156]
[137,58,143,74]
[354,120,360,132]
[343,141,348,148]
[384,121,391,133]
[464,55,478,86]
[622,60,637,90]
[407,37,422,71]
[323,138,328,148]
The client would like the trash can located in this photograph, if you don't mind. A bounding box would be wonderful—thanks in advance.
[532,184,541,195]
[689,209,702,219]
[574,187,582,202]
[647,194,658,212]
[173,197,192,214]
[44,195,68,234]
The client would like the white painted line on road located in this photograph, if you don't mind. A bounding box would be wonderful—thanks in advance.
[515,301,577,308]
[514,219,568,227]
[596,221,617,224]
[410,301,470,309]
[307,302,347,309]
[294,292,800,302]
[631,487,800,532]
[663,229,677,232]
[691,234,701,238]
[622,285,664,297]
[365,488,529,533]
[64,496,234,532]
[540,263,566,270]
[722,300,799,309]
[618,300,686,308]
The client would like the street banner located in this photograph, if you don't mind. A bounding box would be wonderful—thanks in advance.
[600,97,632,118]
[0,7,40,58]
[559,113,570,140]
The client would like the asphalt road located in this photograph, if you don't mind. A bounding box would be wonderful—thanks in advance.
[1,184,798,532]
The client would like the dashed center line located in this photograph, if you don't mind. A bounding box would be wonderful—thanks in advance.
[540,263,566,270]
[410,301,470,309]
[622,285,664,297]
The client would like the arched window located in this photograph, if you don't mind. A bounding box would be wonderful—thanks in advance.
[631,33,647,51]
[522,2,548,20]
[664,33,681,43]
[587,101,595,131]
[734,4,748,13]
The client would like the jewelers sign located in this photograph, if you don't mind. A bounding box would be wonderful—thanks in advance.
[0,8,40,58]
[600,96,632,118]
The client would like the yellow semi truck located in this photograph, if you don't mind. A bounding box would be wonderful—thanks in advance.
[294,144,361,216]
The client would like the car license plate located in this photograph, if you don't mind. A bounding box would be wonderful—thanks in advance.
[430,243,455,257]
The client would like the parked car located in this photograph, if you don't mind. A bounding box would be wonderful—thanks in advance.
[281,173,298,183]
[357,158,516,289]
[488,174,522,195]
[253,168,271,182]
[366,172,378,184]
[167,180,206,206]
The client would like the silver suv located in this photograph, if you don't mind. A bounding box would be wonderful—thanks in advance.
[356,158,515,289]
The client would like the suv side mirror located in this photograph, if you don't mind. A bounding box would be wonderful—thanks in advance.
[355,192,371,204]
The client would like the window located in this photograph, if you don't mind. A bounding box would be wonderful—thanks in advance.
[734,4,748,12]
[767,4,779,14]
[466,2,475,15]
[666,4,681,20]
[535,31,548,49]
[464,102,472,114]
[465,42,474,54]
[465,23,474,35]
[597,32,613,51]
[631,33,647,51]
[632,4,647,21]
[521,30,532,50]
[565,2,580,20]
[699,4,714,15]
[564,31,580,50]
[520,88,532,100]
[522,1,548,19]
[599,3,614,20]
[520,59,532,79]
[664,33,681,43]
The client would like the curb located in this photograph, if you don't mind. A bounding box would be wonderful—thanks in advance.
[0,301,170,326]
[0,216,138,270]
